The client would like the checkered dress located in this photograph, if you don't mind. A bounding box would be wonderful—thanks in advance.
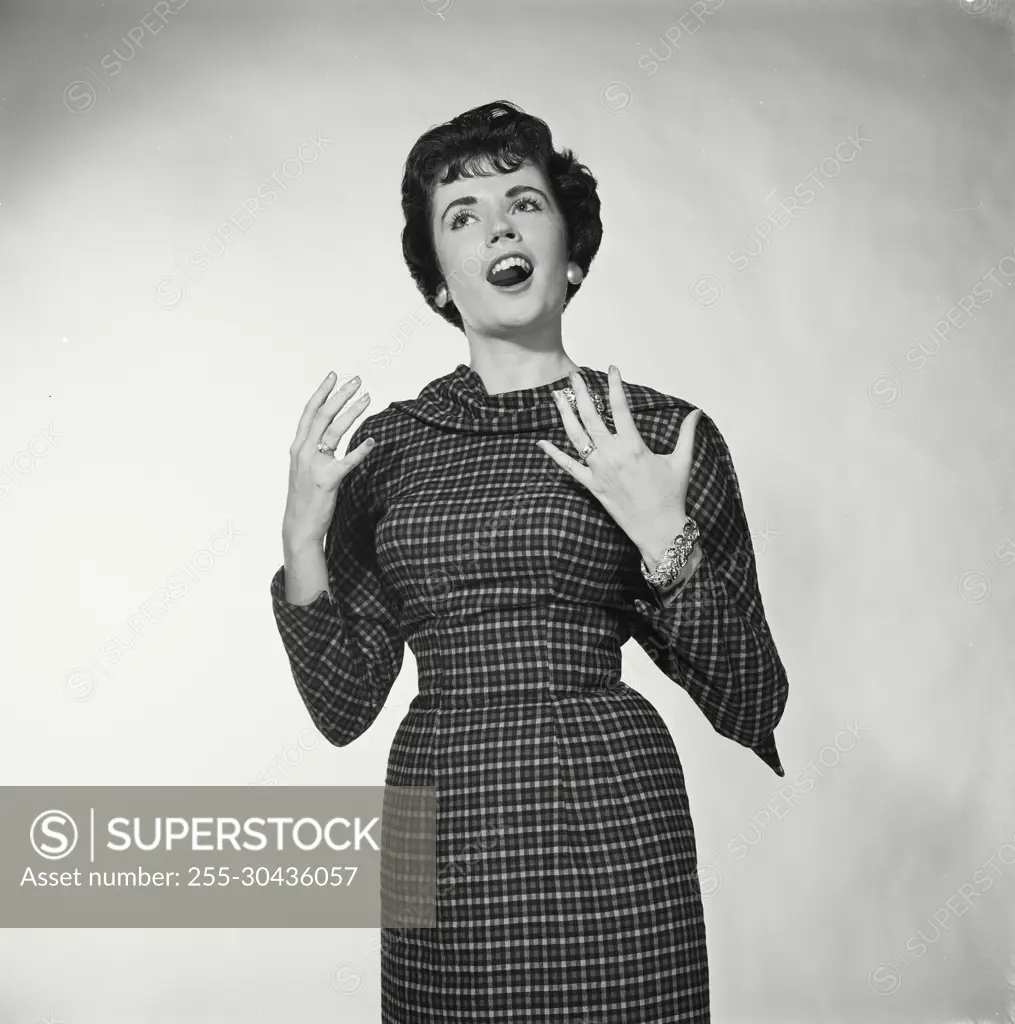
[270,363,789,1022]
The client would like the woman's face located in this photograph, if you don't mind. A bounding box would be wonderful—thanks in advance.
[429,158,570,337]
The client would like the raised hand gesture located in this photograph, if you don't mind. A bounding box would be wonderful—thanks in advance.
[282,372,375,551]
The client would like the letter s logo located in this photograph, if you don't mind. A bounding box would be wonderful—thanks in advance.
[31,809,79,859]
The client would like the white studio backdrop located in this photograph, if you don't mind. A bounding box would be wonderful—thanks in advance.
[1,0,1014,1020]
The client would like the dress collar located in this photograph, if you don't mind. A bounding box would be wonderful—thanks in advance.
[390,362,677,436]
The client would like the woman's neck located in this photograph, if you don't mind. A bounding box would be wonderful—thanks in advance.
[464,335,582,397]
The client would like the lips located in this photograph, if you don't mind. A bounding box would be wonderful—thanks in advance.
[486,251,535,287]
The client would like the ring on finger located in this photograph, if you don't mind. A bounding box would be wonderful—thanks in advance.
[576,440,597,463]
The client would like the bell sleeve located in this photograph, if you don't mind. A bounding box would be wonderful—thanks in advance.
[628,410,789,776]
[269,418,405,746]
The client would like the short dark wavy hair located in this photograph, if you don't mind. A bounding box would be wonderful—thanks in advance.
[400,100,603,333]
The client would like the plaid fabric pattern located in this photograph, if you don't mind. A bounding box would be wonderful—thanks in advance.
[270,364,789,1022]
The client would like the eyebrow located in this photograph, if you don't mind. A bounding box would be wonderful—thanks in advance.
[439,184,549,224]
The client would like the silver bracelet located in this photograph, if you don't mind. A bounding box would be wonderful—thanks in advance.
[639,517,700,589]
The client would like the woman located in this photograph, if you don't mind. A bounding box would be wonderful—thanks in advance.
[271,100,789,1022]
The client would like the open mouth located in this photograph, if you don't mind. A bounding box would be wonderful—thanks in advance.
[486,252,535,288]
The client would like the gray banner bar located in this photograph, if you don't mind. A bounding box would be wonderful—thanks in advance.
[2,786,436,927]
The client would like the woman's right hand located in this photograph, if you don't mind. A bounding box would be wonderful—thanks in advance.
[282,372,374,551]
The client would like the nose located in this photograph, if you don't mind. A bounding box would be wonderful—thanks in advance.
[487,216,518,246]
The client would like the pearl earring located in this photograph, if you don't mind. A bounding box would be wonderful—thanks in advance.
[435,284,448,308]
[566,262,584,286]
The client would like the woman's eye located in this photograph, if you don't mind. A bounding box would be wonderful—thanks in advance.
[514,197,542,213]
[448,197,543,231]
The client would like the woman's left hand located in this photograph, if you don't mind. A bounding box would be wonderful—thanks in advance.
[536,365,702,563]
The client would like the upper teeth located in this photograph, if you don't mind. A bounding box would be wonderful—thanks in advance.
[491,255,532,274]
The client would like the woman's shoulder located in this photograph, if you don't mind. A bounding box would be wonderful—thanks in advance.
[613,372,696,415]
[347,404,403,442]
[607,371,730,460]
[605,369,702,428]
